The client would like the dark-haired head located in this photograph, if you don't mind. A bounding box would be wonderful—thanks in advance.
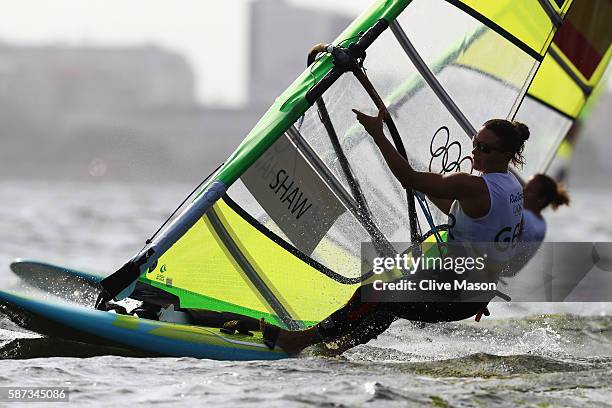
[524,174,570,212]
[471,119,530,173]
[482,119,530,167]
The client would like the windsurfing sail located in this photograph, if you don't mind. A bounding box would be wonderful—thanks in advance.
[99,0,609,328]
[516,0,612,178]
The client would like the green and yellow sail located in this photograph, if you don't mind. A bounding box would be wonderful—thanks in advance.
[100,0,610,329]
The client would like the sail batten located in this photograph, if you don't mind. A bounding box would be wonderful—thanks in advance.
[285,126,396,257]
[537,0,564,28]
[549,47,594,95]
[390,19,477,138]
[206,206,300,329]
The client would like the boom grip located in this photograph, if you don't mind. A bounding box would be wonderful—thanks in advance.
[306,68,343,104]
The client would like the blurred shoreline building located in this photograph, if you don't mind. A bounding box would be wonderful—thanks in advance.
[248,0,351,107]
[0,1,348,181]
[0,45,196,118]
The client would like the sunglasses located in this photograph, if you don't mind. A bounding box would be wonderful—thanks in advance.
[473,140,502,154]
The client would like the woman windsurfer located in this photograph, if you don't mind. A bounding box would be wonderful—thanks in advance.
[522,173,570,243]
[506,173,571,276]
[261,108,530,355]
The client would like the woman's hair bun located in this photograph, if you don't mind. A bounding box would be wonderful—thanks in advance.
[512,121,530,142]
[482,118,530,167]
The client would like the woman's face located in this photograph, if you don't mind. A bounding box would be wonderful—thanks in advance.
[471,127,510,172]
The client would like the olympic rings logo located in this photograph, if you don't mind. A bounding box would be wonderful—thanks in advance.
[428,126,473,174]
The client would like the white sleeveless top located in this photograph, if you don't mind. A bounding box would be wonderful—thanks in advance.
[511,208,547,272]
[520,209,546,243]
[448,171,523,262]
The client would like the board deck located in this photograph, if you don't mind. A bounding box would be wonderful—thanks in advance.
[0,289,288,360]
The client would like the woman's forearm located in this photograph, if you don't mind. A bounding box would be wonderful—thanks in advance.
[353,108,469,200]
[371,131,415,188]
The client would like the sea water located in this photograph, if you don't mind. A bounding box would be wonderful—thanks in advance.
[0,179,611,407]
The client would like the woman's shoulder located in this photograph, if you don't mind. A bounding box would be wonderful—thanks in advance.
[482,171,522,190]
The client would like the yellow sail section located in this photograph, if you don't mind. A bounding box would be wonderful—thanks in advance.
[143,198,358,325]
[454,29,536,89]
[529,47,585,118]
[527,0,612,118]
[555,0,612,83]
[143,211,271,314]
[215,199,357,323]
[552,0,573,16]
[457,0,560,55]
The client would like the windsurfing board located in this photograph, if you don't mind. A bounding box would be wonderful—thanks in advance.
[0,289,288,360]
[10,259,102,302]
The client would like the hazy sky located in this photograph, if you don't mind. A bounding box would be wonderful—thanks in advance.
[0,0,607,106]
[0,0,372,106]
